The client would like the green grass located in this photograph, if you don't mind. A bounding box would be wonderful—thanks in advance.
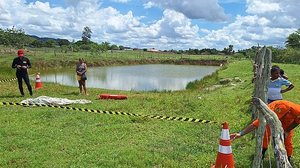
[1,54,300,167]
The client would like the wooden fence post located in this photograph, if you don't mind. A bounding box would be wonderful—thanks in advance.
[252,97,292,168]
[252,46,271,118]
[251,46,272,167]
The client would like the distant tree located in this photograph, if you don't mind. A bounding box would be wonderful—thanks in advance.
[74,40,85,46]
[3,26,33,48]
[58,39,70,47]
[169,49,177,53]
[178,50,184,54]
[6,26,25,47]
[187,48,195,55]
[237,46,259,59]
[228,45,234,54]
[110,44,119,50]
[222,47,229,55]
[90,43,101,54]
[222,45,234,55]
[0,28,9,45]
[45,39,57,48]
[68,39,75,52]
[285,28,300,49]
[99,42,110,52]
[119,45,125,50]
[207,48,219,55]
[79,44,91,50]
[82,26,92,44]
[30,39,44,48]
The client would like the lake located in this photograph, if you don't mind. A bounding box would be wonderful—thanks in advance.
[40,64,219,91]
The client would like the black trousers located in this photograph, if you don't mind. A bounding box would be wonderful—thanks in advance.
[16,73,32,96]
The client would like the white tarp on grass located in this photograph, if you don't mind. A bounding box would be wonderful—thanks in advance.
[21,96,91,105]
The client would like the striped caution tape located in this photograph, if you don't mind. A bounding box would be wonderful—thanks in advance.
[0,78,17,83]
[0,74,35,83]
[0,102,218,124]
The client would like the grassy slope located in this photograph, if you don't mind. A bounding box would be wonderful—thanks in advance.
[0,56,300,167]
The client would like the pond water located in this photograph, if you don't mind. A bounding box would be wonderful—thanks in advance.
[40,64,219,91]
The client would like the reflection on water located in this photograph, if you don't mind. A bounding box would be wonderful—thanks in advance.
[41,64,219,91]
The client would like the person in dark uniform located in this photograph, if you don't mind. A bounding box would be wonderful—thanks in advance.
[12,49,33,96]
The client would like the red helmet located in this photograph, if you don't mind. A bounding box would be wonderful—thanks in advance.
[17,49,24,57]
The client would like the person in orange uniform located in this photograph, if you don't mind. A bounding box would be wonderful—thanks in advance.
[230,100,300,161]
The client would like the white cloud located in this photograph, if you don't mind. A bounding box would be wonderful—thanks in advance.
[0,0,204,50]
[192,0,300,50]
[143,2,155,9]
[202,15,296,49]
[219,0,244,3]
[143,0,228,21]
[0,0,299,50]
[110,0,131,3]
[246,0,281,14]
[155,10,199,39]
[246,0,300,27]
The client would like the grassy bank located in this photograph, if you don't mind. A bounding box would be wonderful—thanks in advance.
[0,56,300,167]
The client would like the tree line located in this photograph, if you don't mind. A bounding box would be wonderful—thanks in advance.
[1,26,300,64]
[0,26,119,53]
[236,29,300,64]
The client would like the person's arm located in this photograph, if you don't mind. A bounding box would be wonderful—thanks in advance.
[284,122,299,138]
[281,84,294,93]
[84,63,87,72]
[76,65,81,75]
[12,59,18,69]
[230,123,257,140]
[26,58,31,69]
[285,122,298,133]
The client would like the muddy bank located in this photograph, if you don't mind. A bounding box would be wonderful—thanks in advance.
[89,59,227,66]
[35,59,227,69]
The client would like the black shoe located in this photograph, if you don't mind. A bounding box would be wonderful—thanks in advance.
[262,148,267,160]
[288,156,294,166]
[30,92,33,96]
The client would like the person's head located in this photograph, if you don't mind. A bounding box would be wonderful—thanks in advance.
[272,65,280,69]
[272,65,287,79]
[79,58,84,63]
[17,49,24,57]
[270,67,280,79]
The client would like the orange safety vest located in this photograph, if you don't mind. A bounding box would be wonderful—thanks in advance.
[252,100,300,156]
[252,100,300,129]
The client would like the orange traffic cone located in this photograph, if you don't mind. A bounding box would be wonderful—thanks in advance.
[35,73,43,89]
[212,122,234,168]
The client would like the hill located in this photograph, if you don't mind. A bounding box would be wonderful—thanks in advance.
[29,35,68,43]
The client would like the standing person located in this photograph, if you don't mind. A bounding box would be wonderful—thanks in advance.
[76,58,88,95]
[267,67,294,104]
[272,65,289,79]
[230,100,300,161]
[12,49,33,96]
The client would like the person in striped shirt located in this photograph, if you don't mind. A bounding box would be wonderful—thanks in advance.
[267,66,294,104]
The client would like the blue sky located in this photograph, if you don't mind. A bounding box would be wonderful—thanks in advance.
[0,0,299,50]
